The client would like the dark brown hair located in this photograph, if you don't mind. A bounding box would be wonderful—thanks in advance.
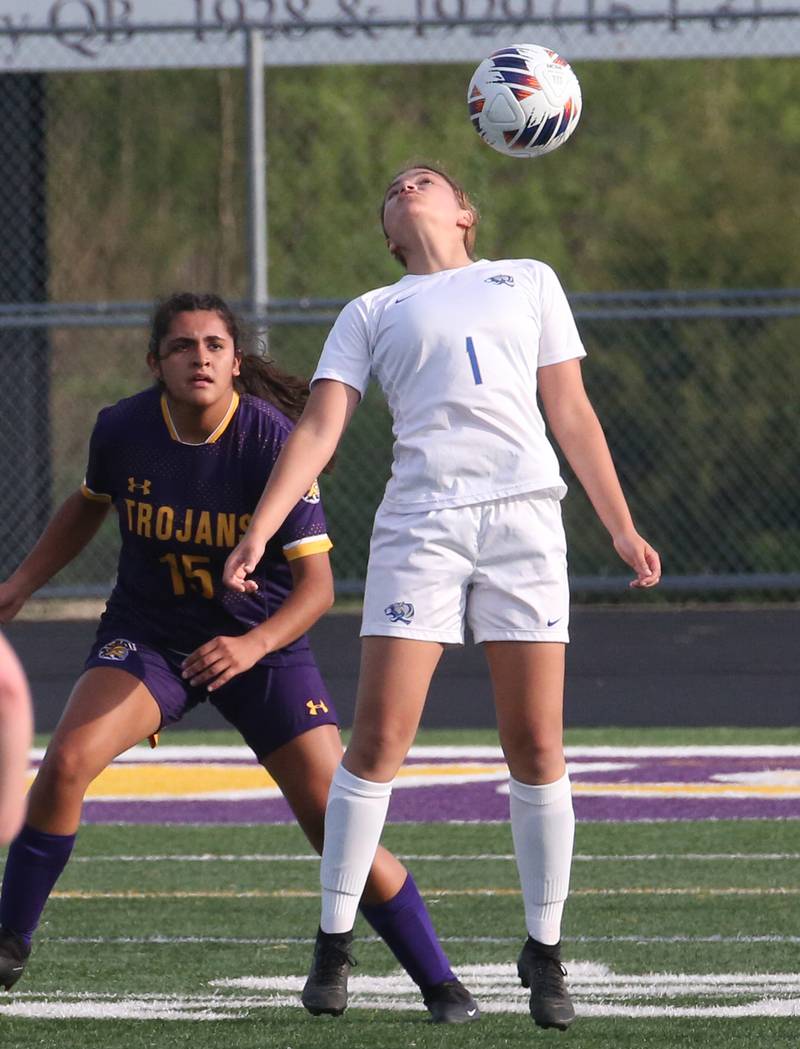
[380,162,480,267]
[148,292,309,422]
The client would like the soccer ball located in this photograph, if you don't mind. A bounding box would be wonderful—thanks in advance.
[467,44,582,159]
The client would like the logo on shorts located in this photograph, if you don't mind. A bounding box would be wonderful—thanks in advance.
[485,273,514,286]
[384,602,415,625]
[98,638,137,662]
[302,480,321,504]
[306,699,330,716]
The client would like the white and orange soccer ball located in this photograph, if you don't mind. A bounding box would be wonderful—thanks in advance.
[467,44,582,158]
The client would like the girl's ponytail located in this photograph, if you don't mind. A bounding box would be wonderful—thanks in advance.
[236,353,309,423]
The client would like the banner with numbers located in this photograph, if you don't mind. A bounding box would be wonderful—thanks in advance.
[1,2,799,72]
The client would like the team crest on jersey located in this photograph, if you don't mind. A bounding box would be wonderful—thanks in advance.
[98,638,137,662]
[384,602,415,625]
[302,480,321,504]
[485,273,514,286]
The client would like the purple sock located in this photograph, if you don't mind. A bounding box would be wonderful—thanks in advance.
[360,872,455,989]
[1,823,76,945]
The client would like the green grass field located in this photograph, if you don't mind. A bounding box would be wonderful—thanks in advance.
[3,728,799,1048]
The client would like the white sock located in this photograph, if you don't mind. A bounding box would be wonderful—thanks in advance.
[509,771,575,946]
[319,763,393,934]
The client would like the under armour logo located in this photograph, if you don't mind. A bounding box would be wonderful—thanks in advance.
[128,477,152,495]
[485,274,514,286]
[306,699,330,716]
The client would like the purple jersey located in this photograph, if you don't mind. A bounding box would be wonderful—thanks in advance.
[81,387,331,665]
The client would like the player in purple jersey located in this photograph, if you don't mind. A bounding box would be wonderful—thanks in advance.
[0,633,33,844]
[0,292,479,1023]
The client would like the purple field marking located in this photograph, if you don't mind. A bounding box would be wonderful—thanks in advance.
[76,753,800,824]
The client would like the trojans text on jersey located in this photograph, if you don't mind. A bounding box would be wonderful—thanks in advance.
[123,497,252,548]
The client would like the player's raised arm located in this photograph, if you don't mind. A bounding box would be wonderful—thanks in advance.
[0,491,110,622]
[223,378,360,592]
[537,357,661,588]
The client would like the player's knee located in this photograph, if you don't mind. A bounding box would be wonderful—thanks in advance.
[344,729,406,781]
[35,744,95,800]
[504,737,565,784]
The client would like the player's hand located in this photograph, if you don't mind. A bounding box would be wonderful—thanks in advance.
[0,582,29,624]
[223,537,266,593]
[181,633,266,692]
[613,531,662,589]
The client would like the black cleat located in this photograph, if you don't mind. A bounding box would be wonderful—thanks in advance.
[517,937,575,1030]
[0,928,30,991]
[301,927,356,1017]
[422,978,481,1023]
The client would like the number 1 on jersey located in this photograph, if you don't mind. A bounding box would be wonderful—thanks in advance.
[160,553,214,599]
[466,336,483,385]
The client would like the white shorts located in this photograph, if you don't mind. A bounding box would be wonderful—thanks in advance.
[361,492,569,644]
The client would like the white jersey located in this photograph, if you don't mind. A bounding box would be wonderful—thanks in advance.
[312,258,586,511]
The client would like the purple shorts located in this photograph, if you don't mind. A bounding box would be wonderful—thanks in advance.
[85,632,339,760]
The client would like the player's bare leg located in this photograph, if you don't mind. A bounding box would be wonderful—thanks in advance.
[264,723,408,904]
[486,640,576,1030]
[344,636,444,781]
[1,668,160,990]
[300,639,477,1019]
[27,668,161,834]
[267,721,479,1021]
[487,640,566,785]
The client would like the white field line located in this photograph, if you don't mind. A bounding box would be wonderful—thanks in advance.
[73,780,800,802]
[4,997,800,1020]
[0,1000,246,1021]
[214,965,800,1011]
[43,933,800,946]
[5,996,799,1020]
[70,851,800,864]
[49,886,800,900]
[0,992,280,1021]
[575,1003,800,1018]
[67,817,800,826]
[570,934,800,944]
[4,965,800,1021]
[27,743,800,763]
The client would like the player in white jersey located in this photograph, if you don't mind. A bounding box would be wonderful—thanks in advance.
[224,164,661,1029]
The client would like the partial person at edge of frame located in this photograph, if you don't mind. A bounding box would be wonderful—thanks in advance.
[0,290,479,1024]
[223,163,661,1030]
[0,632,33,845]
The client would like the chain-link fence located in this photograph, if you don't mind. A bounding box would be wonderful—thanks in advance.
[6,291,796,596]
[1,11,799,598]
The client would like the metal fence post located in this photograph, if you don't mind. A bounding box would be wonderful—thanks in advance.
[245,27,268,330]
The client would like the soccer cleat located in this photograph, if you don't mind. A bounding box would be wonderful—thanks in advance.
[0,928,30,991]
[301,927,356,1017]
[517,937,575,1030]
[422,978,481,1023]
